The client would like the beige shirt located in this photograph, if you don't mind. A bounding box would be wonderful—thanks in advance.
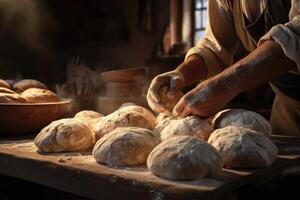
[186,0,300,77]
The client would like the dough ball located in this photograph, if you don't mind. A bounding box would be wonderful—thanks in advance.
[0,93,28,103]
[74,110,104,119]
[93,127,160,166]
[92,106,156,142]
[0,87,17,94]
[160,116,213,141]
[212,109,271,136]
[118,105,157,126]
[118,102,137,109]
[156,112,172,123]
[75,110,104,128]
[21,88,60,103]
[13,79,47,92]
[147,136,223,180]
[208,126,278,169]
[153,115,177,135]
[0,79,11,89]
[34,118,93,153]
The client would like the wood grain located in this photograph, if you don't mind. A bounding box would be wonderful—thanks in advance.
[0,136,299,200]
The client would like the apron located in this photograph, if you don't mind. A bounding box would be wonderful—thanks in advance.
[244,0,300,136]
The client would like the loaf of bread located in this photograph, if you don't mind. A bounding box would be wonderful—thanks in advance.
[74,110,104,119]
[212,109,272,136]
[0,79,11,89]
[159,116,213,141]
[147,136,223,180]
[74,110,104,128]
[0,87,17,94]
[93,127,160,166]
[0,93,28,103]
[34,118,93,153]
[208,126,278,169]
[153,115,176,135]
[13,79,47,92]
[21,88,60,103]
[93,105,156,142]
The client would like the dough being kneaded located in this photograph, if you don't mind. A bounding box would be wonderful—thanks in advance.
[34,118,93,153]
[92,105,156,142]
[147,136,223,180]
[208,126,278,169]
[160,116,213,141]
[21,88,60,103]
[212,109,271,137]
[13,79,47,92]
[0,93,28,103]
[93,127,160,166]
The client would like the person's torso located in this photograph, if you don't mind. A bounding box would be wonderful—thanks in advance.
[226,0,300,100]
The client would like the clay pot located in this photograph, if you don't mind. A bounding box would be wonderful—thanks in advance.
[101,67,147,82]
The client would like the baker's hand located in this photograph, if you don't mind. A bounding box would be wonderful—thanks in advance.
[173,77,234,118]
[147,70,185,113]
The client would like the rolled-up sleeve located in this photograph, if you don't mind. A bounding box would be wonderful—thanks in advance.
[259,0,300,70]
[185,0,240,77]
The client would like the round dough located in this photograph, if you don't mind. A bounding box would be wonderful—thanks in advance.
[118,102,137,109]
[153,116,177,135]
[156,112,172,123]
[13,79,47,92]
[21,88,60,103]
[147,136,223,180]
[212,109,271,137]
[0,87,17,94]
[0,93,28,103]
[75,110,104,128]
[93,127,160,166]
[0,79,11,89]
[34,118,93,153]
[92,106,156,142]
[208,126,278,169]
[74,110,104,119]
[160,116,213,141]
[117,105,157,126]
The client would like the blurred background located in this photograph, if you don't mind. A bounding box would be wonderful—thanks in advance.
[0,0,274,117]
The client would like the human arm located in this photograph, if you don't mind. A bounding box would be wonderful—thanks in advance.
[147,0,240,113]
[173,0,300,118]
[173,40,296,118]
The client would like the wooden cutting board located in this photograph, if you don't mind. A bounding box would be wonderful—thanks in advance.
[0,135,299,200]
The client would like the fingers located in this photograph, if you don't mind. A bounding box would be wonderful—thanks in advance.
[148,75,168,102]
[147,91,167,113]
[173,96,188,117]
[167,76,182,98]
[173,93,197,118]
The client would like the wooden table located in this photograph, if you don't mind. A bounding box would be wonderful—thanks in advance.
[0,135,299,200]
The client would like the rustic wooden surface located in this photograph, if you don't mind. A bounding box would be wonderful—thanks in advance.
[0,135,299,200]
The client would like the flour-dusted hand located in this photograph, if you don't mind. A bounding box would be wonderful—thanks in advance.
[147,70,185,113]
[173,77,234,118]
